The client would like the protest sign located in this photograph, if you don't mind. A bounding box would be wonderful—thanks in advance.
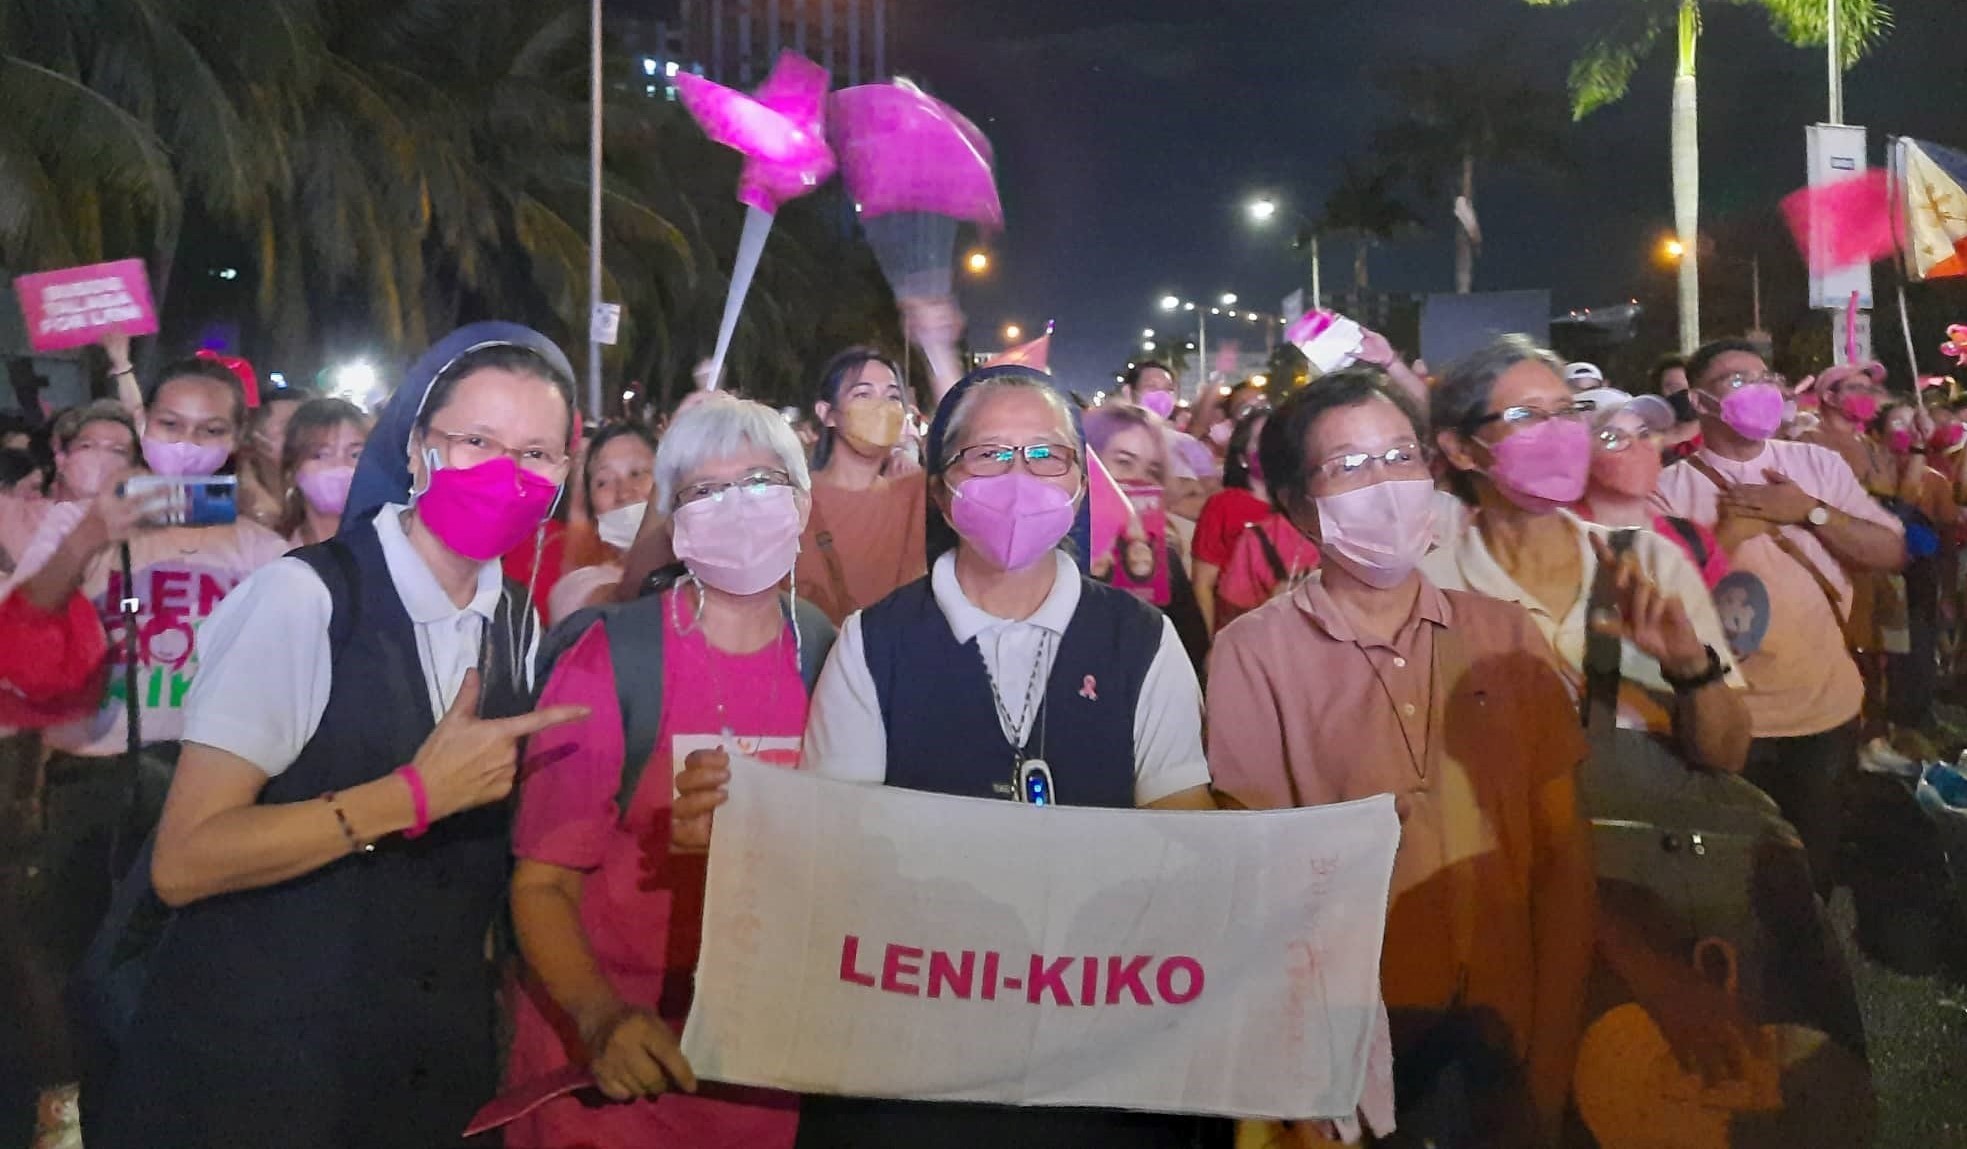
[13,259,159,352]
[681,759,1400,1123]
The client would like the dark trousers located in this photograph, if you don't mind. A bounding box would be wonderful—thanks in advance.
[1744,720,1860,897]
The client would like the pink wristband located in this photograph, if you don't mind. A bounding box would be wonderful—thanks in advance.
[397,765,430,839]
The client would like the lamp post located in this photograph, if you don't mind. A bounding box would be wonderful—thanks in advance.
[1660,236,1762,334]
[1159,295,1209,398]
[586,0,604,419]
[1249,196,1321,313]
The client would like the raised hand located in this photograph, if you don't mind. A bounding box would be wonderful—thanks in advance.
[1589,534,1709,679]
[671,746,731,852]
[411,670,589,821]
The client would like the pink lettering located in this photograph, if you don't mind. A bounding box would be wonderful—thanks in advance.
[981,951,999,1000]
[197,573,233,616]
[1105,955,1153,1004]
[881,944,924,996]
[838,935,876,987]
[1157,956,1204,1005]
[1079,956,1099,1006]
[1026,955,1075,1006]
[151,569,191,615]
[927,950,975,999]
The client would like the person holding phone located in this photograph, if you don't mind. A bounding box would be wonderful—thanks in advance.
[92,338,589,1149]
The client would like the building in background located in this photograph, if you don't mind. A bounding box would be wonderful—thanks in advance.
[619,0,889,96]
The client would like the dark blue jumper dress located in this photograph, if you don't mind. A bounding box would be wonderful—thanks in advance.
[94,520,529,1149]
[794,574,1229,1149]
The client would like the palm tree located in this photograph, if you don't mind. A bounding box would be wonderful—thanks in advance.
[1371,50,1571,294]
[1525,0,1892,352]
[1318,162,1424,299]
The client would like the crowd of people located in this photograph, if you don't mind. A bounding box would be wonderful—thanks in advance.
[0,314,1957,1148]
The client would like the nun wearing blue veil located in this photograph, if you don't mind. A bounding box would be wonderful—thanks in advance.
[95,324,588,1149]
[791,364,1223,1148]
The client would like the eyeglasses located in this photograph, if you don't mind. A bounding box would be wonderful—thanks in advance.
[428,428,568,475]
[1594,426,1660,453]
[1463,401,1596,432]
[676,467,796,507]
[1311,442,1429,482]
[946,442,1080,478]
[1711,372,1788,393]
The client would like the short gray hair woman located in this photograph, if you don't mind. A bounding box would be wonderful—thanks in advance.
[653,393,811,515]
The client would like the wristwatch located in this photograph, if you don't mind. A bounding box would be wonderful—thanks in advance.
[1806,504,1832,528]
[1661,645,1727,693]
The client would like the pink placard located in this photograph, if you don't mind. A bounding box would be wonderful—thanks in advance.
[14,259,158,352]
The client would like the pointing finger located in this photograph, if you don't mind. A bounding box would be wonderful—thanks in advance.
[494,704,592,740]
[443,669,483,723]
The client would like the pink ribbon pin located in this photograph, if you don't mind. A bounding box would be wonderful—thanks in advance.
[1079,675,1099,701]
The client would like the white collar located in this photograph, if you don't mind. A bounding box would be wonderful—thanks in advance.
[375,504,506,625]
[930,550,1081,645]
[1451,507,1600,620]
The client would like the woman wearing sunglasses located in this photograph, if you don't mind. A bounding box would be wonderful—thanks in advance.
[681,366,1219,1147]
[1422,336,1750,776]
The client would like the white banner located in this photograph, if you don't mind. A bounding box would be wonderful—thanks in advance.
[681,760,1400,1123]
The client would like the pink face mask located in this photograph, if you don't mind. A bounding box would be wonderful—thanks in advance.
[1886,427,1915,455]
[1716,383,1786,442]
[1207,420,1233,448]
[950,471,1078,572]
[1314,478,1436,588]
[296,464,356,516]
[142,437,231,478]
[1484,417,1592,512]
[414,454,560,561]
[1837,391,1881,424]
[672,484,804,596]
[1933,423,1966,452]
[1589,441,1664,497]
[1138,391,1177,420]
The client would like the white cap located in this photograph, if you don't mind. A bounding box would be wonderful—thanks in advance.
[1574,387,1675,433]
[1564,362,1607,387]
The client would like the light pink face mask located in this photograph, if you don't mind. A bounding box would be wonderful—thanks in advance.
[950,472,1078,572]
[296,464,356,515]
[672,484,804,595]
[142,437,231,478]
[1138,390,1177,420]
[1484,417,1592,512]
[1314,478,1436,588]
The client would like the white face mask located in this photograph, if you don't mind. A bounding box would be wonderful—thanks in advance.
[596,501,647,551]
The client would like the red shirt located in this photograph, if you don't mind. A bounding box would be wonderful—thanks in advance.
[1193,487,1272,567]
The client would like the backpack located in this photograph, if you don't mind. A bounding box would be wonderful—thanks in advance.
[535,575,837,821]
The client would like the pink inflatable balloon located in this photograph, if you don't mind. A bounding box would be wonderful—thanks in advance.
[674,52,837,214]
[831,80,1003,227]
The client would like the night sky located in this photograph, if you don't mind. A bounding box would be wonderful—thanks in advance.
[890,0,1967,392]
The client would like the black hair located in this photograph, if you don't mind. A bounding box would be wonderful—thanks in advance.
[148,358,248,429]
[1646,354,1687,395]
[1684,339,1767,392]
[581,421,658,510]
[810,345,903,471]
[1259,366,1428,514]
[416,343,576,439]
[1222,406,1269,491]
[0,447,44,493]
[1122,361,1175,394]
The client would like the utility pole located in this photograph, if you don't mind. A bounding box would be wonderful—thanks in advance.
[587,0,605,420]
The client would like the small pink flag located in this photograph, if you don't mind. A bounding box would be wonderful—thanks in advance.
[984,322,1052,371]
[1780,171,1895,273]
[1086,448,1135,567]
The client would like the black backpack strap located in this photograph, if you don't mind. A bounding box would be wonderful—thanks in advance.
[1582,529,1636,757]
[290,536,363,666]
[1658,515,1710,573]
[1250,521,1291,582]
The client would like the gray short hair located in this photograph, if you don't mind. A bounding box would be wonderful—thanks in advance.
[1429,334,1566,436]
[937,375,1080,470]
[653,394,810,514]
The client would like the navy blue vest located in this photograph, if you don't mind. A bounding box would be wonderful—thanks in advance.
[802,570,1225,1149]
[102,520,527,1149]
[860,574,1160,810]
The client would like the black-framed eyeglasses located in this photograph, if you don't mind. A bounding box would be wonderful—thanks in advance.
[1463,401,1596,433]
[1311,442,1429,482]
[675,467,796,507]
[946,442,1080,478]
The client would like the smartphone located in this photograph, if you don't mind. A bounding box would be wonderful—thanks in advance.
[122,474,239,528]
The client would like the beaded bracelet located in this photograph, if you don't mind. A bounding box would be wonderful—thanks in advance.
[323,791,376,855]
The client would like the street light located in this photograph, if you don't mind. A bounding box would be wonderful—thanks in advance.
[1221,293,1238,306]
[1143,340,1157,352]
[1248,198,1278,223]
[1159,295,1181,312]
[1003,323,1023,342]
[966,250,991,274]
[1660,237,1686,261]
[1247,194,1321,312]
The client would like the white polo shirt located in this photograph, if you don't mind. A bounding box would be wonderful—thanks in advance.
[1421,508,1744,700]
[801,550,1212,806]
[183,505,535,777]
